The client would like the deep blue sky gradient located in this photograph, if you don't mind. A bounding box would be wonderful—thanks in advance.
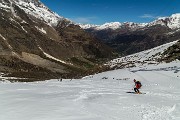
[40,0,180,25]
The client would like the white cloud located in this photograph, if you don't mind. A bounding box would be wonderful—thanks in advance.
[70,17,97,24]
[140,14,167,20]
[140,14,156,19]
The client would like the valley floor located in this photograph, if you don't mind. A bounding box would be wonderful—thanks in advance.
[0,61,180,120]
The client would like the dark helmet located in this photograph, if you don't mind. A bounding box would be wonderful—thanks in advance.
[133,79,136,82]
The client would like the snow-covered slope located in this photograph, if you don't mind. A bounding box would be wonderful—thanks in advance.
[0,0,64,26]
[0,60,180,120]
[0,40,180,120]
[108,40,179,68]
[0,2,180,119]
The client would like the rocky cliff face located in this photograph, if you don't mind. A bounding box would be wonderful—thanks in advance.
[0,0,115,81]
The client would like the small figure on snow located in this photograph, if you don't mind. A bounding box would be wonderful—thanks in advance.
[133,79,142,94]
[58,78,62,82]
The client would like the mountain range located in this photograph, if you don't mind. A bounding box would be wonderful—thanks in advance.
[0,0,179,81]
[80,13,180,30]
[0,0,115,81]
[80,14,180,56]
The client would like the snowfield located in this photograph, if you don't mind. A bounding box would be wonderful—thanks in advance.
[0,61,180,120]
[0,41,180,120]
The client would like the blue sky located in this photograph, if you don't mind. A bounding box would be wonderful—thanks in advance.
[40,0,180,25]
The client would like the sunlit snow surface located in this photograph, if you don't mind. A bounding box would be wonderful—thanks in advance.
[0,61,180,120]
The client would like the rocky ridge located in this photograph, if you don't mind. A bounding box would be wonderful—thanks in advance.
[0,0,115,81]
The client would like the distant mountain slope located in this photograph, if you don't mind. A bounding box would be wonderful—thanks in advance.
[80,13,180,30]
[162,40,180,62]
[79,22,147,30]
[80,14,180,56]
[108,40,179,69]
[0,0,115,81]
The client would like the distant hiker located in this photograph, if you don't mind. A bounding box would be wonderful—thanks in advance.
[58,78,62,82]
[133,79,142,94]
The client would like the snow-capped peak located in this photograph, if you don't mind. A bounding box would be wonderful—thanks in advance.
[0,0,64,26]
[147,13,180,29]
[122,22,147,29]
[79,22,147,30]
[79,24,99,29]
[79,22,122,30]
[80,13,180,30]
[97,22,122,30]
[167,13,180,29]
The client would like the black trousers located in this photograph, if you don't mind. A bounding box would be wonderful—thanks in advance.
[134,88,139,93]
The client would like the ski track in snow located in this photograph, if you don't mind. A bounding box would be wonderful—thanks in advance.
[0,63,180,120]
[130,67,180,120]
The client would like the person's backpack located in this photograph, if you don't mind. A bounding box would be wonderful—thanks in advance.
[136,81,142,88]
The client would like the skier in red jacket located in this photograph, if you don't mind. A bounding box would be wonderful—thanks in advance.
[133,79,142,94]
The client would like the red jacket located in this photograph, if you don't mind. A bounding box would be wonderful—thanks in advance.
[135,81,142,89]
